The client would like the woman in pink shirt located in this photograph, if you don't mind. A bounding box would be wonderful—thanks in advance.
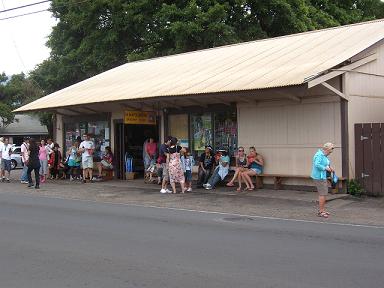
[144,138,157,182]
[146,138,157,160]
[39,139,49,183]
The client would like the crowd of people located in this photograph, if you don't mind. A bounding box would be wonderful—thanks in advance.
[1,134,336,218]
[0,134,114,189]
[147,136,337,219]
[144,136,265,194]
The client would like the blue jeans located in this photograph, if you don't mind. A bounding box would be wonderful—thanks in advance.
[208,168,222,188]
[20,164,28,182]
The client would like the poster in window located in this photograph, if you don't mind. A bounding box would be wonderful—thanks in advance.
[193,114,212,151]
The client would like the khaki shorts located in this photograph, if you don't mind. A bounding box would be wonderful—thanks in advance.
[314,179,328,196]
[161,163,169,181]
[82,157,94,169]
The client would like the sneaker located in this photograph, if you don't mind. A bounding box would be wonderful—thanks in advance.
[187,188,192,192]
[166,189,172,193]
[6,178,10,183]
[20,181,29,184]
[28,183,34,188]
[203,183,209,188]
[160,189,167,194]
[204,183,212,190]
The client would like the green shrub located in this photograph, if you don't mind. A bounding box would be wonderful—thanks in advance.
[347,179,364,197]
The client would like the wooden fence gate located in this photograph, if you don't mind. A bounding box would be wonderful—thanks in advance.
[355,123,384,196]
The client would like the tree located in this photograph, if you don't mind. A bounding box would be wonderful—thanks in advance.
[29,0,384,96]
[0,74,15,127]
[0,72,46,128]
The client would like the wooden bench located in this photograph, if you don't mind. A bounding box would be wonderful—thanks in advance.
[255,174,347,193]
[92,166,114,181]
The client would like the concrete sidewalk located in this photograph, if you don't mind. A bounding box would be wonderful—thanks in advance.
[1,169,384,226]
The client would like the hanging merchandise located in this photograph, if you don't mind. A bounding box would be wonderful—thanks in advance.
[125,153,134,172]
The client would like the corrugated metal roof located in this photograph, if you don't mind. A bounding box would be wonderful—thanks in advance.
[15,19,384,112]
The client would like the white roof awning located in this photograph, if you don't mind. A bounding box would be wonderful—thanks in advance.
[15,19,384,113]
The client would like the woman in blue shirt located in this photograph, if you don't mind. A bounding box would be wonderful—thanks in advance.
[311,142,335,218]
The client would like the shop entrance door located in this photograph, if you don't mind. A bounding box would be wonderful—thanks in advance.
[124,124,158,175]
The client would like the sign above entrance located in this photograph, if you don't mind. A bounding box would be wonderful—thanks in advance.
[124,111,156,125]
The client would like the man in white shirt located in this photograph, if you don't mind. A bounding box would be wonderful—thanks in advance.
[46,138,54,155]
[20,137,30,184]
[0,137,4,178]
[1,138,13,182]
[79,133,95,183]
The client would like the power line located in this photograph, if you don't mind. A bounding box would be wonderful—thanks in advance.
[0,0,50,14]
[0,0,91,21]
[0,9,48,21]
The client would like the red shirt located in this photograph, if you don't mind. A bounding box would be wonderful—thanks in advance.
[146,142,157,156]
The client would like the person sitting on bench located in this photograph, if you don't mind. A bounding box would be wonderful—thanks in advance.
[239,147,264,191]
[203,150,230,190]
[197,145,214,188]
[96,146,113,179]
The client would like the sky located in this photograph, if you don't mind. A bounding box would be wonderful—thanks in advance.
[0,0,56,76]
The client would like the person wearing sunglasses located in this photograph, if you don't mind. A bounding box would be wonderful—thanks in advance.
[311,142,335,218]
[226,147,247,190]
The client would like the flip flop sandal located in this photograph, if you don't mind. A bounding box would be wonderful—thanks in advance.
[318,211,329,218]
[318,210,330,216]
[226,183,235,187]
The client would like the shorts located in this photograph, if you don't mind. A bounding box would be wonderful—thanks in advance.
[314,179,328,196]
[161,163,169,181]
[39,159,48,175]
[101,160,113,169]
[68,159,81,167]
[184,170,192,182]
[82,157,94,169]
[1,159,11,172]
[250,168,262,174]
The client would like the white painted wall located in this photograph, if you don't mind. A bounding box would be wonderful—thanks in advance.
[237,98,342,181]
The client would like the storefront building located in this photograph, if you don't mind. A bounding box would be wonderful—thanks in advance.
[15,20,384,189]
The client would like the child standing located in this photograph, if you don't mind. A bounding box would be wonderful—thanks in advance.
[48,144,62,179]
[181,148,195,192]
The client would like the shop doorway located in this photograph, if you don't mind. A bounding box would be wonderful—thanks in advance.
[114,122,158,179]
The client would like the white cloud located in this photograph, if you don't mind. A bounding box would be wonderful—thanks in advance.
[0,0,56,75]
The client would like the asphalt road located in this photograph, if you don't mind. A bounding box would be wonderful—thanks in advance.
[0,192,383,288]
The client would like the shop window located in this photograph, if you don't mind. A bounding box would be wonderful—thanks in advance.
[191,113,212,158]
[168,114,189,147]
[214,111,237,156]
[64,121,110,157]
[88,121,110,157]
[64,123,80,153]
